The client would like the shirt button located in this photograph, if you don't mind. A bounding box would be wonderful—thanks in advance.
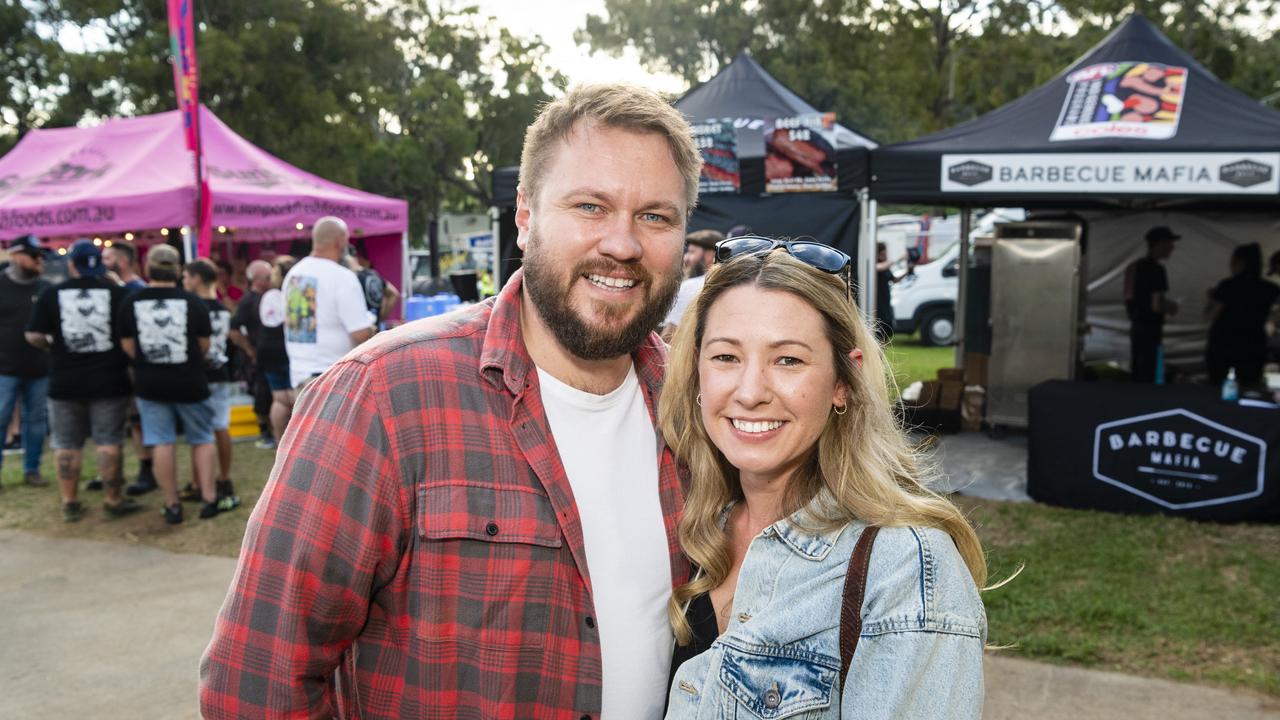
[485,522,499,536]
[584,616,596,629]
[764,682,781,709]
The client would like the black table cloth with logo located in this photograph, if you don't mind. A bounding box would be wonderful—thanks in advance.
[1028,380,1279,522]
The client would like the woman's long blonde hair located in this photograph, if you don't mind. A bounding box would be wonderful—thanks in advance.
[658,248,987,645]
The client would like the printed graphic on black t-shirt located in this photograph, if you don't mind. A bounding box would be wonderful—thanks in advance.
[26,277,131,400]
[204,298,232,383]
[58,287,114,353]
[136,298,190,364]
[119,288,212,403]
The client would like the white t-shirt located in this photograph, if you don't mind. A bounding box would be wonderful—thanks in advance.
[536,365,673,720]
[282,256,372,386]
[663,274,705,327]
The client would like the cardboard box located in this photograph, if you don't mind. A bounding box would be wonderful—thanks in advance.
[963,353,989,387]
[937,368,964,382]
[916,380,941,407]
[938,380,964,410]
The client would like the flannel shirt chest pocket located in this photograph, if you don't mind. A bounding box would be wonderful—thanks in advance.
[414,482,564,649]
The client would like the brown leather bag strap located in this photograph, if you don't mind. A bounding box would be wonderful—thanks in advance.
[839,525,879,686]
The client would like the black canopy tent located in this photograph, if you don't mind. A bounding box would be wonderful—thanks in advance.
[492,52,878,297]
[868,14,1280,365]
[871,14,1280,208]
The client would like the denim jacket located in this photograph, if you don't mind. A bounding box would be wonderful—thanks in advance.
[665,500,986,719]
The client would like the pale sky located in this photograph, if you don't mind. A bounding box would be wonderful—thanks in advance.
[471,0,688,94]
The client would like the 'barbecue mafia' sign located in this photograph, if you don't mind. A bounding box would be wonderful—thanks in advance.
[1092,409,1266,510]
[940,153,1280,195]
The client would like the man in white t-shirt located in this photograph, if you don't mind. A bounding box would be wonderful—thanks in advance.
[282,217,375,389]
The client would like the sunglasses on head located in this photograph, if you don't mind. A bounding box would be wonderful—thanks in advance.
[714,235,853,297]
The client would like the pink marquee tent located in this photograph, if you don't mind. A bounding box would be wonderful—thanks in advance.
[0,106,409,315]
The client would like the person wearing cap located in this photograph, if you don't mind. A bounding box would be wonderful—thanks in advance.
[661,229,726,339]
[117,244,216,524]
[0,235,51,489]
[25,239,139,521]
[1123,226,1180,383]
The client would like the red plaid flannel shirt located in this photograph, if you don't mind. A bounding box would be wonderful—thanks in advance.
[200,270,689,719]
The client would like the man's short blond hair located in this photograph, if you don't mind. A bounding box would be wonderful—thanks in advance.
[519,83,702,213]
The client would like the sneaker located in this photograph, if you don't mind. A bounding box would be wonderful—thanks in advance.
[125,473,158,496]
[3,436,20,455]
[254,438,277,450]
[215,480,241,512]
[24,472,49,488]
[162,503,183,525]
[177,483,201,503]
[85,478,104,491]
[103,497,142,518]
[62,501,86,523]
[198,501,220,519]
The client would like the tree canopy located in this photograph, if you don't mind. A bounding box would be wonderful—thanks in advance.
[3,0,1277,234]
[579,0,1280,143]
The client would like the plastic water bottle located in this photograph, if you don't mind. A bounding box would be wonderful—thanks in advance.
[1221,368,1238,402]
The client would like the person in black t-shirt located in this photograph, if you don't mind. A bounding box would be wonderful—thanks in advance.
[118,245,216,525]
[25,239,139,522]
[1,235,51,488]
[229,259,275,447]
[183,258,241,511]
[874,242,907,343]
[1204,243,1280,387]
[1123,226,1180,383]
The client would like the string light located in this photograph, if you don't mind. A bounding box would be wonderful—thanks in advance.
[218,226,227,234]
[180,227,189,236]
[92,237,103,246]
[295,222,304,231]
[160,228,170,236]
[124,232,134,241]
[104,241,114,248]
[57,247,67,256]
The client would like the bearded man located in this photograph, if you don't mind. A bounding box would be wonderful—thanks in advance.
[201,83,701,719]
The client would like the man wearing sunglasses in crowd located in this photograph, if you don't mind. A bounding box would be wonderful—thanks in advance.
[201,84,702,719]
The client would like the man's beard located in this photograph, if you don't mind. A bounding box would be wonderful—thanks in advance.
[523,230,681,361]
[15,264,40,280]
[687,259,706,278]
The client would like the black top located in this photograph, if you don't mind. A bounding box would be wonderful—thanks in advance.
[118,287,212,403]
[875,268,895,326]
[358,268,387,326]
[203,298,232,383]
[1125,257,1168,325]
[0,272,50,378]
[669,592,718,694]
[1208,275,1280,353]
[230,290,263,347]
[26,277,131,400]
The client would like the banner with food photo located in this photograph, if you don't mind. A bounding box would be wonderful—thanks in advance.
[1051,61,1187,142]
[693,120,740,194]
[765,113,838,193]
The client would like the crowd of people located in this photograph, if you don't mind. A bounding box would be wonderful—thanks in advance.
[1124,225,1280,387]
[0,215,391,526]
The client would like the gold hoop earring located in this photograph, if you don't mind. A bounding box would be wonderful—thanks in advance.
[696,393,702,406]
[833,403,847,415]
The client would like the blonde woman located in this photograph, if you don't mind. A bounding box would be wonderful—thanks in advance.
[660,237,987,719]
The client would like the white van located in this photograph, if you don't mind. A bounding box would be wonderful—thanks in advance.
[887,208,1024,345]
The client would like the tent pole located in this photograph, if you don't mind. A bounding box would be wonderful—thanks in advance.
[489,205,500,295]
[955,206,971,367]
[857,188,877,328]
[401,229,410,316]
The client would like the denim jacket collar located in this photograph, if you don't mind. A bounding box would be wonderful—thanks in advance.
[722,491,853,563]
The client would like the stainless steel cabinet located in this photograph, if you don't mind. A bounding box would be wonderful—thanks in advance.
[986,222,1083,428]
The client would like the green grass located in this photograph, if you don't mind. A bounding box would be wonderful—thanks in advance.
[883,332,955,392]
[0,439,278,557]
[961,496,1280,695]
[4,436,1277,696]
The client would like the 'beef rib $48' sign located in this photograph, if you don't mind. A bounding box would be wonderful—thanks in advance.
[1093,409,1266,510]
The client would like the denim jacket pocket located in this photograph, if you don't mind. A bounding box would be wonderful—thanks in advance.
[717,642,838,719]
[414,482,563,646]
